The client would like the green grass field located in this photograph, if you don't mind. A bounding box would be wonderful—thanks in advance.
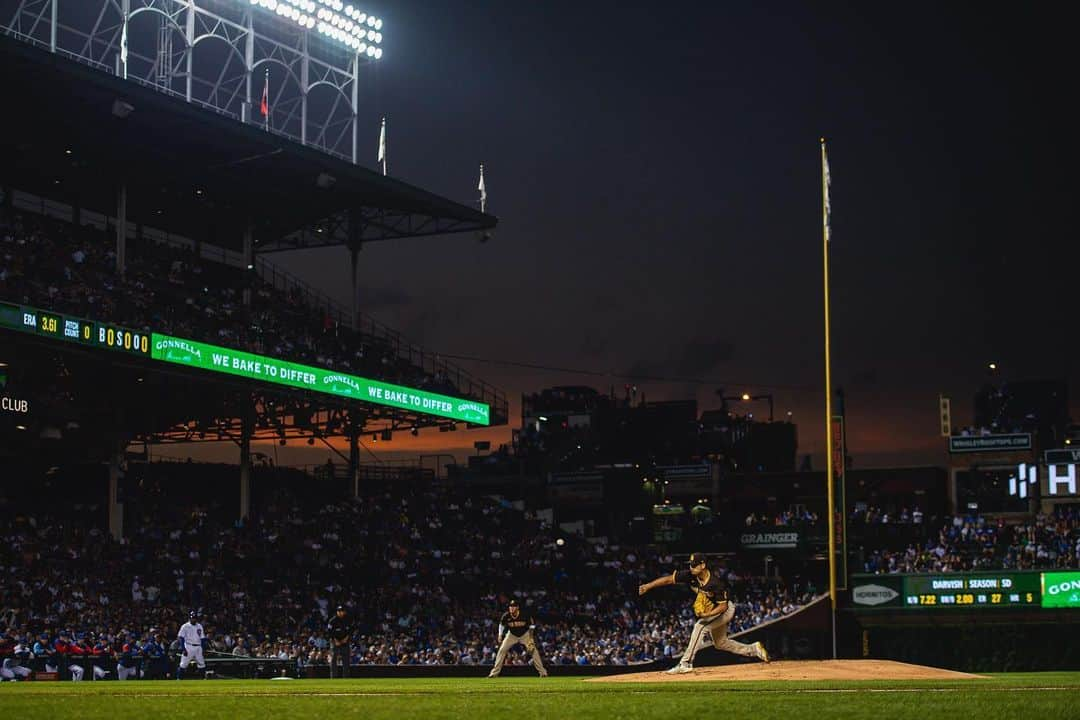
[2,673,1078,720]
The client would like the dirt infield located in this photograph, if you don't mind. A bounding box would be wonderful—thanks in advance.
[586,660,984,683]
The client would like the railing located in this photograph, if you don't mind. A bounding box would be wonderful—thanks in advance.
[249,256,508,420]
[7,189,509,422]
[0,26,353,164]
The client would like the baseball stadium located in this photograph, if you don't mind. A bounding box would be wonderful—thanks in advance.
[0,2,1077,719]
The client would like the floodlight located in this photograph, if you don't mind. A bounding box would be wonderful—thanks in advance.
[249,0,382,56]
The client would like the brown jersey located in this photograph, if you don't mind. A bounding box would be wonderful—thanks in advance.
[673,566,729,618]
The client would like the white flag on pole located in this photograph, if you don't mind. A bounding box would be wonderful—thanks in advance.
[378,117,387,175]
[822,141,832,243]
[478,164,487,213]
[120,17,128,68]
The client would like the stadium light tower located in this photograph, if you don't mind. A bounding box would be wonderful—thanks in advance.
[5,0,385,164]
[248,0,384,59]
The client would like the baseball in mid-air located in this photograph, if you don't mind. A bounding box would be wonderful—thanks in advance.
[556,538,565,547]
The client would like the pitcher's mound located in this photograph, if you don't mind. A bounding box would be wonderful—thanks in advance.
[587,660,983,683]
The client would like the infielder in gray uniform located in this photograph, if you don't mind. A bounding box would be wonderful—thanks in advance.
[639,552,769,674]
[487,599,548,677]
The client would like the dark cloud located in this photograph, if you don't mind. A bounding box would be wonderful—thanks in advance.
[851,368,880,388]
[623,358,666,381]
[577,332,609,359]
[620,338,734,384]
[675,338,736,379]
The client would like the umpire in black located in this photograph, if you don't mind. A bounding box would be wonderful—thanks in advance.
[328,605,351,678]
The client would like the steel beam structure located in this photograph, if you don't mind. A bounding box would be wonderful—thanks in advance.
[5,0,371,163]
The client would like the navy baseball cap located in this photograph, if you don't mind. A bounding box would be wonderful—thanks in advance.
[689,552,707,567]
[508,599,520,607]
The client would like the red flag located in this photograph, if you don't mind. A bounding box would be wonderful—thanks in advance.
[260,72,269,118]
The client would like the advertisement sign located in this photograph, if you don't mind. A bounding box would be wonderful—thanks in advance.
[851,577,903,608]
[1,302,492,425]
[832,415,847,589]
[151,334,490,425]
[1045,449,1080,465]
[939,396,951,438]
[740,530,800,550]
[1,395,30,414]
[1005,462,1079,499]
[948,434,1032,453]
[1041,571,1080,608]
[1042,464,1078,498]
[548,471,603,504]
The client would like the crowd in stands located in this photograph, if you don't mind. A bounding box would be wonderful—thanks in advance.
[861,508,1080,574]
[744,508,819,527]
[851,505,925,525]
[0,207,462,398]
[0,474,817,678]
[953,425,1028,437]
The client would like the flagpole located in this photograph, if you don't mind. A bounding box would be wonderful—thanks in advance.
[821,137,837,660]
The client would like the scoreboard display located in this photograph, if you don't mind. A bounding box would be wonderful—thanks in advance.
[852,571,1072,611]
[0,302,149,356]
[903,573,1040,608]
[0,301,492,425]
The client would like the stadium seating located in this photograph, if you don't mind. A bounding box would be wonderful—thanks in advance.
[0,207,461,397]
[858,509,1080,574]
[0,467,815,670]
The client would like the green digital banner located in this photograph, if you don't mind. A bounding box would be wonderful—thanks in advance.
[1041,571,1080,608]
[151,334,490,425]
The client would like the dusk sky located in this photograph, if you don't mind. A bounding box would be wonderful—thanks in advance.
[235,2,1077,469]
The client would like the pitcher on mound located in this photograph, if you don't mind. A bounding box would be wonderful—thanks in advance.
[639,552,770,673]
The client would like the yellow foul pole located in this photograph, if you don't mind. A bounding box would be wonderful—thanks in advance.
[821,138,837,659]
